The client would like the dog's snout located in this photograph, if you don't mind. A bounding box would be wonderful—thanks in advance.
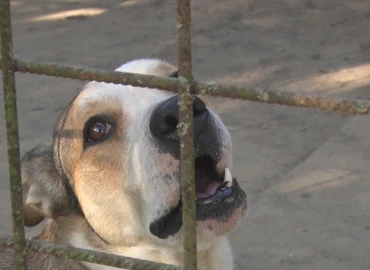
[149,95,208,141]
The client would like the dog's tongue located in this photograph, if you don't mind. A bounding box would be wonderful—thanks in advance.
[196,181,221,198]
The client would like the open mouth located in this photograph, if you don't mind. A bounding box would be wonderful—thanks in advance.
[194,155,232,198]
[149,155,247,239]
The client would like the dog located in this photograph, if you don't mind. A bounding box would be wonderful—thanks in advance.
[0,59,247,270]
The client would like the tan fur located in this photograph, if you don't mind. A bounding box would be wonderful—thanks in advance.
[0,59,246,270]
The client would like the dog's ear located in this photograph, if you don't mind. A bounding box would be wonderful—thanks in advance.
[21,144,75,227]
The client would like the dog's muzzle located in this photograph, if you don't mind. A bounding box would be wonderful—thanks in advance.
[149,94,218,156]
[148,95,247,239]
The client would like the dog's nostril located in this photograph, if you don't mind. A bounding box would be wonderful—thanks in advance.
[149,95,208,141]
[164,115,178,135]
[193,97,206,117]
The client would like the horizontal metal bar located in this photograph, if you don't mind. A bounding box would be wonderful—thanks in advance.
[0,236,182,270]
[0,0,27,269]
[8,58,180,89]
[0,58,369,114]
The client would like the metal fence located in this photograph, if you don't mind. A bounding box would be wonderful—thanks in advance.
[0,0,370,269]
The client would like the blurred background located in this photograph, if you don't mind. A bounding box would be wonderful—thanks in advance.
[1,1,370,269]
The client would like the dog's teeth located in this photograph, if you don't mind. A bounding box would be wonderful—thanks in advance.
[223,167,233,188]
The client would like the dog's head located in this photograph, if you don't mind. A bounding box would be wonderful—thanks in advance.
[22,59,247,248]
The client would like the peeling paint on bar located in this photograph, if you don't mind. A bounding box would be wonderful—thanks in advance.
[0,236,182,270]
[177,0,198,269]
[0,59,369,114]
[0,0,27,269]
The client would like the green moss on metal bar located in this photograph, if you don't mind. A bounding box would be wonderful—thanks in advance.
[0,59,368,115]
[11,59,180,92]
[177,79,197,270]
[177,0,197,269]
[0,236,182,270]
[194,81,370,114]
[0,0,27,269]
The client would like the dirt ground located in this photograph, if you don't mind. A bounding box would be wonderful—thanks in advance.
[1,0,370,269]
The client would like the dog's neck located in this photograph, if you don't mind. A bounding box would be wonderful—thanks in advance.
[36,216,234,270]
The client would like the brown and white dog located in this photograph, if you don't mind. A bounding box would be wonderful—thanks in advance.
[0,59,247,270]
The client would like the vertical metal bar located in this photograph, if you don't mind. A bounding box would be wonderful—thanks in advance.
[0,0,27,269]
[177,0,192,80]
[177,0,197,269]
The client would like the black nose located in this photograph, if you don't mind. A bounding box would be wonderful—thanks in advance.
[149,95,208,141]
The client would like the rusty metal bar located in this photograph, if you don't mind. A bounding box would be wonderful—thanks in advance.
[0,0,27,269]
[177,0,193,81]
[0,236,182,270]
[0,59,369,114]
[177,0,197,269]
[5,58,180,91]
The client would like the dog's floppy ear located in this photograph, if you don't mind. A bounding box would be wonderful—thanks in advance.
[21,144,75,227]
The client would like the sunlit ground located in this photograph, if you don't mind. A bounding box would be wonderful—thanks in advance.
[218,63,370,95]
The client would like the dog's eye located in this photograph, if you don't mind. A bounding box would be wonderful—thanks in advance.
[85,120,112,143]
